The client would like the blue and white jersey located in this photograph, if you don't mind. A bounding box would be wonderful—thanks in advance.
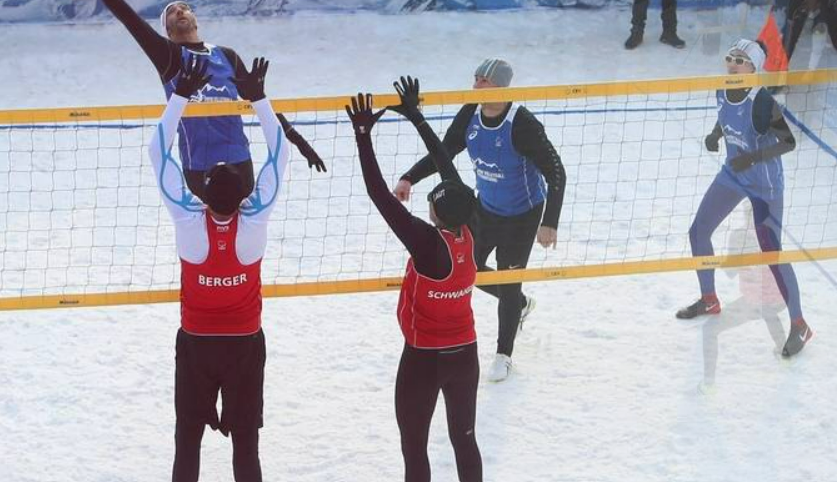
[716,87,784,197]
[163,44,251,172]
[465,104,546,216]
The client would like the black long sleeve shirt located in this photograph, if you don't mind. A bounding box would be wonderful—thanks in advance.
[103,0,315,153]
[357,114,464,281]
[103,0,247,83]
[400,103,567,229]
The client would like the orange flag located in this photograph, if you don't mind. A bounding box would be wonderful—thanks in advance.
[758,10,789,72]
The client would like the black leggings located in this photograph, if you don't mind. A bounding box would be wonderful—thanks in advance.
[173,424,262,482]
[470,202,543,357]
[395,343,482,482]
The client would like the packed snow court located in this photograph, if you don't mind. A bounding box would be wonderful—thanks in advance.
[1,1,837,482]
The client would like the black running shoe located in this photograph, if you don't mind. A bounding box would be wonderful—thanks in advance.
[625,30,644,50]
[660,31,686,49]
[676,298,721,319]
[782,318,814,358]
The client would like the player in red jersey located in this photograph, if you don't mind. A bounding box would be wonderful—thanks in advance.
[345,78,482,482]
[148,56,290,482]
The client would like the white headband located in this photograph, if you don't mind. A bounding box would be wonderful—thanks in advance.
[728,39,766,72]
[160,1,188,34]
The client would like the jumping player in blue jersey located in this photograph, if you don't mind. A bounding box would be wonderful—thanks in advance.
[677,39,814,358]
[394,59,567,382]
[103,0,325,199]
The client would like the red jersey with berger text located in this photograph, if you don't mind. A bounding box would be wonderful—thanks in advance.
[397,226,477,349]
[180,215,262,335]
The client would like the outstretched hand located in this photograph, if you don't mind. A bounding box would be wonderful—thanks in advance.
[387,76,422,123]
[231,57,269,102]
[174,55,212,99]
[345,93,385,136]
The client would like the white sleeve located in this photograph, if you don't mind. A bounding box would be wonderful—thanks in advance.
[147,94,204,223]
[237,98,291,265]
[147,94,209,263]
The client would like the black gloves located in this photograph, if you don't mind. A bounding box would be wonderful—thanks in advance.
[387,76,423,124]
[345,93,385,136]
[277,113,327,173]
[231,57,268,102]
[730,151,759,172]
[174,55,212,99]
[705,133,721,152]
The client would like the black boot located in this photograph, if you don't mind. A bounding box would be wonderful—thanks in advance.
[625,29,644,50]
[660,30,685,49]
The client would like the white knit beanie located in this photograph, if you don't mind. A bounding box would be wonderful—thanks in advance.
[160,1,189,34]
[728,39,766,72]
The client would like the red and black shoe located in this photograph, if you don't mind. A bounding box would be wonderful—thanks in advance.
[676,295,721,320]
[782,318,814,358]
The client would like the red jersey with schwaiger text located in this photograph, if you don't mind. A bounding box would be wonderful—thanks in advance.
[397,226,477,349]
[180,215,262,335]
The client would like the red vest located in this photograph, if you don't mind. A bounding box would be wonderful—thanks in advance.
[397,226,477,349]
[180,215,262,335]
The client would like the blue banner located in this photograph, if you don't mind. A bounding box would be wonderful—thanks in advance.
[0,0,771,23]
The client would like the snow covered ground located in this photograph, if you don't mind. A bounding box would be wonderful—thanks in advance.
[1,6,836,482]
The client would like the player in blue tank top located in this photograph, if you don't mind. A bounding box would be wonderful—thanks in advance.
[102,0,326,200]
[394,59,567,382]
[162,43,251,175]
[677,39,813,359]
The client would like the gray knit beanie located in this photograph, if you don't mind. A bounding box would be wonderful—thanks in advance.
[474,59,513,87]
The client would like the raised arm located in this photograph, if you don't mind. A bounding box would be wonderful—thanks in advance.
[216,46,326,173]
[393,103,473,201]
[147,56,210,220]
[345,94,444,268]
[388,76,461,183]
[231,58,290,221]
[102,0,181,80]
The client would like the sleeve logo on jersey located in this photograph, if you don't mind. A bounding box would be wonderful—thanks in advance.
[198,273,248,287]
[427,285,474,299]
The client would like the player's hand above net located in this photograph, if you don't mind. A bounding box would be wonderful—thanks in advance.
[345,93,385,136]
[387,76,423,124]
[174,54,212,98]
[231,57,269,102]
